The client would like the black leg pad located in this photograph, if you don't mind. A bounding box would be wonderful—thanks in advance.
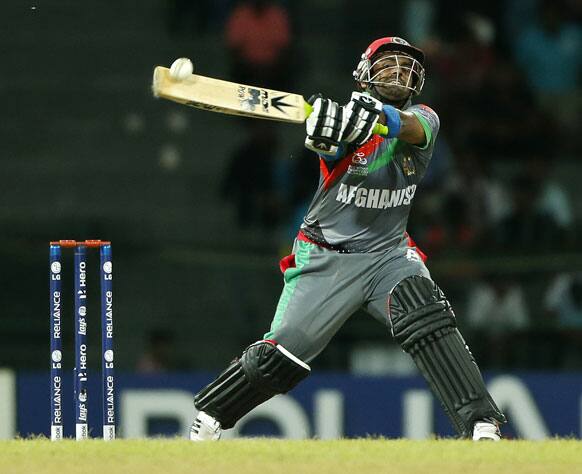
[390,276,506,436]
[194,340,310,429]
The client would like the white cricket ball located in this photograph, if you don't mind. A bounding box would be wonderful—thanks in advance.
[169,58,193,81]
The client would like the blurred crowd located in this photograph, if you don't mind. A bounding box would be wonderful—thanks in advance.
[164,0,582,369]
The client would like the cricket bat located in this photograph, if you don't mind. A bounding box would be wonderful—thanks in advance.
[151,66,389,136]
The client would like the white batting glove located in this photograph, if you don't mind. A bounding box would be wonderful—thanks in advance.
[342,92,383,145]
[305,95,343,156]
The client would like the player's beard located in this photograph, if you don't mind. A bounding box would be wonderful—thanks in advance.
[374,83,410,102]
[371,69,413,103]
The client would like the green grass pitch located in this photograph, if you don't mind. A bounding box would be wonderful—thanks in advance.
[1,439,581,474]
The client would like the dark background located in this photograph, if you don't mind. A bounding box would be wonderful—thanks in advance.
[1,0,581,374]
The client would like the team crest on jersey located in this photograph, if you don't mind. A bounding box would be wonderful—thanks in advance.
[402,156,416,176]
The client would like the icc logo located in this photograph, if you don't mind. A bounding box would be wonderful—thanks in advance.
[352,152,367,165]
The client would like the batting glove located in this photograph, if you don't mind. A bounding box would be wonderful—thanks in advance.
[342,92,383,145]
[305,94,343,156]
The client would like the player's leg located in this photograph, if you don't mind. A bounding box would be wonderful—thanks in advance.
[191,339,311,440]
[389,275,505,439]
[366,246,506,439]
[191,241,366,440]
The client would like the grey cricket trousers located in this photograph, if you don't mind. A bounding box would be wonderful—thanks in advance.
[264,237,431,363]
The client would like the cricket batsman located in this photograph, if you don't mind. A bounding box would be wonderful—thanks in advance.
[189,37,506,441]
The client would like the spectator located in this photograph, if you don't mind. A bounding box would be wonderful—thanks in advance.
[435,12,497,97]
[402,0,435,45]
[221,121,280,230]
[545,273,582,329]
[513,0,581,96]
[410,148,509,257]
[136,329,176,373]
[488,174,561,253]
[225,0,293,89]
[464,274,531,370]
[544,272,582,368]
[418,132,455,190]
[524,151,573,233]
[465,275,530,331]
[463,59,543,157]
[512,0,581,141]
[426,11,497,135]
[449,149,509,234]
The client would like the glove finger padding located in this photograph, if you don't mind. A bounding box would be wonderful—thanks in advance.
[342,92,383,145]
[305,97,343,156]
[307,93,323,106]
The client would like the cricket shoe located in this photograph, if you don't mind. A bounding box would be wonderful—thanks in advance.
[189,411,222,441]
[472,418,501,441]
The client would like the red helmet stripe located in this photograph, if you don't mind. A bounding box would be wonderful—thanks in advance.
[365,37,425,65]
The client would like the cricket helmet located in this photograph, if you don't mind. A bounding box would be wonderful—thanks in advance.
[353,37,426,103]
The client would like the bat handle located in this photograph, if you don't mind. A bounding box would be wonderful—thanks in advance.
[372,122,389,137]
[304,102,389,137]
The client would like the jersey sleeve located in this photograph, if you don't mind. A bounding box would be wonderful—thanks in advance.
[407,104,440,164]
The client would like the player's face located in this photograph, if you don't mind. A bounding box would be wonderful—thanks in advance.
[372,54,413,82]
[369,53,415,102]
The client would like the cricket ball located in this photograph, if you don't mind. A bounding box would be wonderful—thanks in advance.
[169,58,193,81]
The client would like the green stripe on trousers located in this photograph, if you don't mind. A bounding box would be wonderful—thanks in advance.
[264,241,314,339]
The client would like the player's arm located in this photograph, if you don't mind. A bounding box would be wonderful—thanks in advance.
[342,93,429,147]
[304,93,428,159]
[379,106,427,146]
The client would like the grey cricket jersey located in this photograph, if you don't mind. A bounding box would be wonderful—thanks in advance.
[301,104,440,253]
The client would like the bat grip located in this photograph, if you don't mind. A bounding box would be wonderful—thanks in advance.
[304,102,389,137]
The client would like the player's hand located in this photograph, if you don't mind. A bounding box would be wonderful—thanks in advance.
[342,92,383,145]
[305,94,343,156]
